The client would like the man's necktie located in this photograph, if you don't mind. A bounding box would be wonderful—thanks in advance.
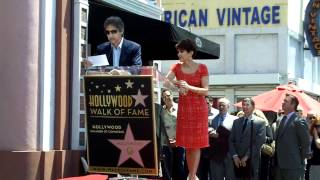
[277,115,287,138]
[242,118,248,133]
[217,115,224,128]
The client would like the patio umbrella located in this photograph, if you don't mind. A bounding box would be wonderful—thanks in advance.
[234,83,320,116]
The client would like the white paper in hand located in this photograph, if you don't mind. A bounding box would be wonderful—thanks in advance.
[88,54,109,66]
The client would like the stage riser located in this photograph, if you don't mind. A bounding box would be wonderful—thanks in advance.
[0,150,85,180]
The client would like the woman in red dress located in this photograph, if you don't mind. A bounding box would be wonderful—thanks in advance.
[166,39,209,180]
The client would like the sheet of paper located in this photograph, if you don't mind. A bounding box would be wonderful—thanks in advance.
[88,54,109,66]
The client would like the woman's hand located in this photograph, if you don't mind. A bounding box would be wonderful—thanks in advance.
[176,80,189,95]
[178,80,190,90]
[162,79,179,92]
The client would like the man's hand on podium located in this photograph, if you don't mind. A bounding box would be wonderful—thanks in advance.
[81,59,93,69]
[109,69,131,75]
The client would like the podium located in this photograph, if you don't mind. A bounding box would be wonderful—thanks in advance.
[83,66,159,177]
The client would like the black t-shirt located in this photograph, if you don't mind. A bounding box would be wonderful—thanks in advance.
[309,134,320,165]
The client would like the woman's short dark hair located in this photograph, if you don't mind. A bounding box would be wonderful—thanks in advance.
[104,16,124,35]
[175,39,197,58]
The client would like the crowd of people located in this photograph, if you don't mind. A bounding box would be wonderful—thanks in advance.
[159,39,316,180]
[159,93,319,180]
[84,15,319,180]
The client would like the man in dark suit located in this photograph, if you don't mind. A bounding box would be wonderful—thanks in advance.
[98,16,141,66]
[83,16,142,67]
[229,98,266,180]
[274,94,310,180]
[208,97,237,180]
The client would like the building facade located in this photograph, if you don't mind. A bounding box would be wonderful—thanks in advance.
[160,0,320,112]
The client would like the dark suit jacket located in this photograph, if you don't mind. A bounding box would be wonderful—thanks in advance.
[229,115,266,179]
[275,113,310,169]
[230,115,266,159]
[96,38,142,66]
[208,114,237,162]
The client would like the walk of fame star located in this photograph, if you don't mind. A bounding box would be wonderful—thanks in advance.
[108,124,150,167]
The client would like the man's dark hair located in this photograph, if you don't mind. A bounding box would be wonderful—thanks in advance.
[175,39,197,58]
[205,96,214,102]
[103,16,124,36]
[286,93,299,111]
[242,97,255,108]
[161,88,172,96]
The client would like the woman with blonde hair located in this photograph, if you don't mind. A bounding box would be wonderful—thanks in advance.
[253,109,269,126]
[306,114,320,180]
[236,110,245,118]
[253,109,274,180]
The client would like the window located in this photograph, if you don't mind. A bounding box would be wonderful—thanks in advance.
[71,4,89,150]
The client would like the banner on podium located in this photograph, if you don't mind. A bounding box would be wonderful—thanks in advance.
[84,74,158,176]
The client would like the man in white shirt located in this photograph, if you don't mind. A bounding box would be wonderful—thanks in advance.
[208,97,237,180]
[162,88,186,180]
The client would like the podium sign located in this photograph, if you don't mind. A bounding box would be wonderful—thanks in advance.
[84,74,158,175]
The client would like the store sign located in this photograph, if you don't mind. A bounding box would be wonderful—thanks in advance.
[162,0,287,28]
[305,0,320,56]
[84,75,158,175]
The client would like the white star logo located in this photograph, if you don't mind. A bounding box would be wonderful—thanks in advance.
[115,85,121,92]
[125,79,134,88]
[131,89,148,107]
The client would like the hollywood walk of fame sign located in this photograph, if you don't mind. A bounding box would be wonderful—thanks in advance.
[83,74,158,176]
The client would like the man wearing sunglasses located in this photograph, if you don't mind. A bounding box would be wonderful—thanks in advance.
[84,16,142,67]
